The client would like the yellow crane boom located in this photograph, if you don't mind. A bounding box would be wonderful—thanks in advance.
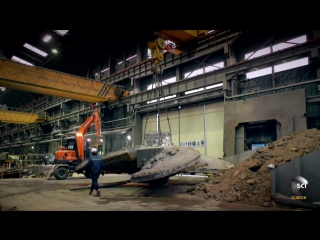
[0,108,51,124]
[0,59,130,103]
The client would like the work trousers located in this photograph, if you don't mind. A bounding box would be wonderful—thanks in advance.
[91,173,100,191]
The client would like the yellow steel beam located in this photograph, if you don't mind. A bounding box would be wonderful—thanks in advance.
[158,30,208,42]
[0,59,130,103]
[0,109,52,124]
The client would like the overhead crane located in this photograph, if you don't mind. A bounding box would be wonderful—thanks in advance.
[0,59,130,104]
[0,105,51,124]
[0,31,208,126]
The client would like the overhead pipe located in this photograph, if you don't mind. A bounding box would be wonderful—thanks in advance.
[224,79,320,100]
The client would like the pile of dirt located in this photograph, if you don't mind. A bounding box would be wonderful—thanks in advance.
[0,202,18,211]
[188,128,320,207]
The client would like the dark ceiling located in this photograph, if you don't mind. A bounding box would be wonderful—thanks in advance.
[0,29,157,108]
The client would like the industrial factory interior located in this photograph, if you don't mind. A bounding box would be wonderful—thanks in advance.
[0,30,319,211]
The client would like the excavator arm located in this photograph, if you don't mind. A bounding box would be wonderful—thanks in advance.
[75,108,102,161]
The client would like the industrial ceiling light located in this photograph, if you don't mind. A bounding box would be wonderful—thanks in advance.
[43,35,52,42]
[53,30,69,36]
[11,55,34,66]
[23,43,48,57]
[52,48,58,54]
[127,135,131,140]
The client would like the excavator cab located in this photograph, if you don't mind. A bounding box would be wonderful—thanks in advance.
[64,138,91,160]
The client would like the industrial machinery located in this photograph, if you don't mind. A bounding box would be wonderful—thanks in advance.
[0,104,51,124]
[47,107,102,180]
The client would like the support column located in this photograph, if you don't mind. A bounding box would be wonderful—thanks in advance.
[175,66,183,98]
[312,31,320,78]
[272,66,276,93]
[109,55,115,75]
[132,76,142,146]
[235,124,245,154]
[132,78,141,109]
[225,43,238,98]
[176,66,181,80]
[132,112,142,146]
[102,135,106,154]
[226,44,237,67]
[123,50,127,68]
[137,41,143,63]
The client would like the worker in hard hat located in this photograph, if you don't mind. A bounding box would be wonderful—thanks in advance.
[84,148,105,197]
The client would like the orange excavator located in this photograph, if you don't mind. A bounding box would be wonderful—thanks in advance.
[47,107,102,180]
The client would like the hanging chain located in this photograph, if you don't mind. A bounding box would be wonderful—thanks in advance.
[143,71,158,144]
[143,62,173,147]
[158,73,172,146]
[156,73,163,145]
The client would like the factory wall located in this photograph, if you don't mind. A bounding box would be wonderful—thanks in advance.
[48,141,60,154]
[2,30,320,159]
[142,101,224,158]
[223,89,307,157]
[104,106,132,153]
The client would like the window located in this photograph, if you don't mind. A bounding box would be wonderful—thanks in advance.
[11,56,34,66]
[184,61,224,94]
[185,83,223,95]
[184,69,203,78]
[118,54,137,65]
[246,57,309,79]
[245,47,271,60]
[95,67,109,77]
[246,67,272,79]
[206,83,223,89]
[101,67,109,73]
[185,88,204,94]
[147,76,176,90]
[244,35,307,61]
[274,57,308,73]
[147,77,176,104]
[205,61,224,73]
[272,35,307,52]
[185,61,224,79]
[244,35,308,79]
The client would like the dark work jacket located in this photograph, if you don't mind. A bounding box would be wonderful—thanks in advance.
[85,155,105,175]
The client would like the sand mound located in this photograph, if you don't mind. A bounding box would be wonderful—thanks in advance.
[188,128,320,207]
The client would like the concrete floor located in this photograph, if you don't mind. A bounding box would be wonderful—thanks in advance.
[0,174,305,211]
